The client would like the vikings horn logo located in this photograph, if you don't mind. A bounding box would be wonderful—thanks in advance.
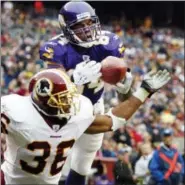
[42,47,54,59]
[35,78,53,97]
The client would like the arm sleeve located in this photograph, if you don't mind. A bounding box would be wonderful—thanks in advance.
[148,151,164,181]
[1,97,13,134]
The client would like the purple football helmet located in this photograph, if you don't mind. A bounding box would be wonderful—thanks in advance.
[58,1,101,48]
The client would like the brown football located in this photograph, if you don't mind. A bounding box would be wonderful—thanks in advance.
[101,56,127,85]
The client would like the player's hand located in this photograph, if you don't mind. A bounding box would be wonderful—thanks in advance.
[73,60,102,85]
[115,70,133,94]
[1,133,7,154]
[141,69,171,96]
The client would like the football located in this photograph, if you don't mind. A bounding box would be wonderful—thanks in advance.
[101,56,127,85]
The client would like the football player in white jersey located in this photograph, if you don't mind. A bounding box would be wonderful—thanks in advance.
[1,68,170,184]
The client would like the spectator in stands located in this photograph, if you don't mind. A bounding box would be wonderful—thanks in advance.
[101,139,117,158]
[182,152,185,185]
[114,147,137,185]
[147,120,163,147]
[95,175,113,185]
[142,132,152,145]
[134,143,154,185]
[113,126,132,146]
[148,129,184,185]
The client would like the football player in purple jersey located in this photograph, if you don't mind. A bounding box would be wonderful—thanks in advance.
[39,2,133,185]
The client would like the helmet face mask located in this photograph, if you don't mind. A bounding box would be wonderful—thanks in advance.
[59,2,101,48]
[47,88,78,118]
[29,69,79,120]
[70,18,101,42]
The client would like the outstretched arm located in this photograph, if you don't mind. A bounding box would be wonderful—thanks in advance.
[85,93,142,134]
[85,70,171,134]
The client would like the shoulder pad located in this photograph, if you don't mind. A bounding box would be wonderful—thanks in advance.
[39,34,68,63]
[78,95,94,118]
[70,95,94,123]
[100,31,125,57]
[49,34,69,46]
[101,31,124,50]
[1,95,28,122]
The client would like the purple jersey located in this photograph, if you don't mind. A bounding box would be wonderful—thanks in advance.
[39,31,125,104]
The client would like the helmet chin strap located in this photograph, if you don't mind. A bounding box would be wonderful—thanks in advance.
[72,34,101,48]
[77,40,99,48]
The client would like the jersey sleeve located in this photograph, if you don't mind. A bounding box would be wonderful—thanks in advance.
[75,96,95,139]
[1,95,27,134]
[102,31,125,58]
[39,40,67,68]
[1,96,14,134]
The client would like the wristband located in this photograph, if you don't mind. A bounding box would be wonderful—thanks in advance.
[106,109,127,131]
[133,87,149,103]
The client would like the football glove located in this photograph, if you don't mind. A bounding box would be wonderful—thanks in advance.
[72,60,102,86]
[115,69,133,94]
[134,69,171,102]
[141,69,171,95]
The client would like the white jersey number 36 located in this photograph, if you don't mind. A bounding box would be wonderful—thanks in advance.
[20,140,75,176]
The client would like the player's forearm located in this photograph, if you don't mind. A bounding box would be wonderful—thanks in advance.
[85,115,112,134]
[112,95,142,120]
[85,95,143,134]
[105,87,149,132]
[85,124,110,134]
[86,88,148,134]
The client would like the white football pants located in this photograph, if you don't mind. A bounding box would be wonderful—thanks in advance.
[60,98,104,179]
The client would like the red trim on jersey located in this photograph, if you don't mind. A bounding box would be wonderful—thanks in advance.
[40,112,68,131]
[32,103,68,132]
[1,170,5,185]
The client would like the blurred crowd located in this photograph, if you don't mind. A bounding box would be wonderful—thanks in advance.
[1,2,184,185]
[99,16,184,185]
[1,1,59,96]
